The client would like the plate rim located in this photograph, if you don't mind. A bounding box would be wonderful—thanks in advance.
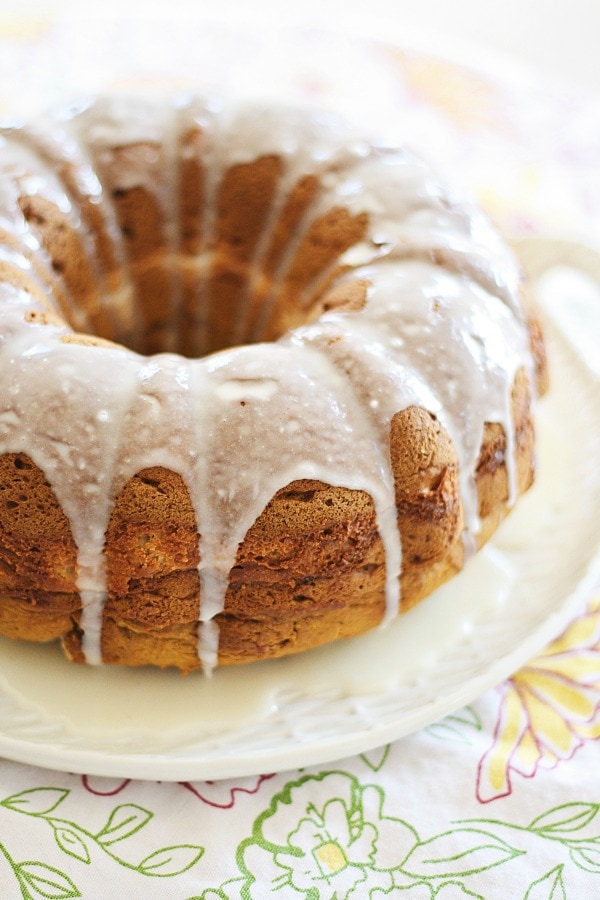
[0,316,597,781]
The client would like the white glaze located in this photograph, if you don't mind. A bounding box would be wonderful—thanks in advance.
[0,95,533,671]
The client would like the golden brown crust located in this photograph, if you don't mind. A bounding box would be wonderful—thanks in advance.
[391,407,464,610]
[0,453,78,594]
[0,357,540,673]
[0,591,80,643]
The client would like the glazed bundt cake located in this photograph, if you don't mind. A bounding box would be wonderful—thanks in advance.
[0,95,547,672]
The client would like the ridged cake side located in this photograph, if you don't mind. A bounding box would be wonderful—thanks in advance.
[0,96,547,671]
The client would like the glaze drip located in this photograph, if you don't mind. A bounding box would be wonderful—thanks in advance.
[0,95,535,671]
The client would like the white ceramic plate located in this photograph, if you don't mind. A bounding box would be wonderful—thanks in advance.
[0,313,597,782]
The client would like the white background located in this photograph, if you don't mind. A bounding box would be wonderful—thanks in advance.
[8,0,600,93]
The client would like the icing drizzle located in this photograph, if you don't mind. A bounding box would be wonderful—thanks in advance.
[0,95,532,670]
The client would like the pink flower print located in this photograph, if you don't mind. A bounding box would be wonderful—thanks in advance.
[82,776,131,796]
[181,773,274,809]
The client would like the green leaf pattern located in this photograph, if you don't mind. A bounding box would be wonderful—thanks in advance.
[530,803,600,836]
[96,804,154,846]
[0,768,600,900]
[524,866,567,900]
[138,845,205,877]
[15,862,80,899]
[0,786,205,897]
[0,751,599,897]
[402,828,523,879]
[3,789,70,817]
[53,829,90,865]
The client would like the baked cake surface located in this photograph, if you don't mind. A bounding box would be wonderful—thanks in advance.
[0,95,547,671]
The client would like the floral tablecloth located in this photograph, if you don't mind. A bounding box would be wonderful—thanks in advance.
[0,10,599,898]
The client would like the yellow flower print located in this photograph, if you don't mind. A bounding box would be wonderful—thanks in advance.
[477,597,600,802]
[0,15,48,41]
[389,50,513,135]
[0,14,51,117]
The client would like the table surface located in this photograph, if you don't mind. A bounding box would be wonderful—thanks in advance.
[0,9,599,899]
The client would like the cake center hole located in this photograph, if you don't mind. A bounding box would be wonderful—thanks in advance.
[21,180,370,359]
[72,260,370,360]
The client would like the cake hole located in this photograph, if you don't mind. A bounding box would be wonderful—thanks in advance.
[25,181,371,358]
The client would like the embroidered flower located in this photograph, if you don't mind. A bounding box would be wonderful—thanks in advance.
[370,885,480,899]
[238,771,418,898]
[477,597,600,802]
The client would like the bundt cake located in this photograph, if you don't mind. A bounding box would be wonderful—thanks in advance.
[0,94,547,673]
